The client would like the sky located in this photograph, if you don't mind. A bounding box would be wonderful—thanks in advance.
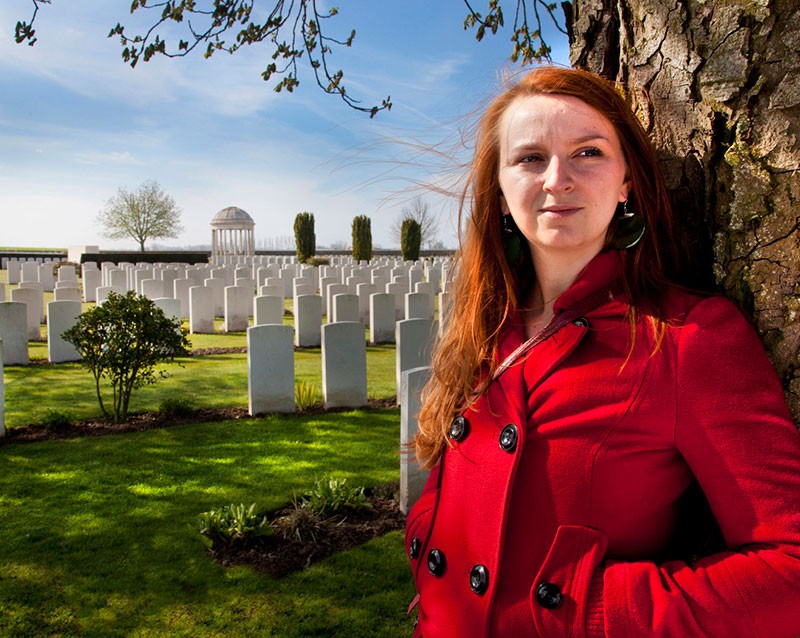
[0,1,569,251]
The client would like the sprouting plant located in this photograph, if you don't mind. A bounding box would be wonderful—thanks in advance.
[300,477,372,517]
[196,503,273,545]
[41,409,72,430]
[295,381,318,411]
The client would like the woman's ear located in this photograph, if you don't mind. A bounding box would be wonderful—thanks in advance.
[500,195,508,214]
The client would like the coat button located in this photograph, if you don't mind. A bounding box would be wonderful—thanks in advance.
[413,615,419,629]
[499,424,518,453]
[572,317,590,328]
[469,564,489,595]
[535,582,563,609]
[427,548,446,576]
[449,415,469,442]
[409,537,421,559]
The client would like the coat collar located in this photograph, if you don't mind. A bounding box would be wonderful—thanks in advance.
[552,249,626,315]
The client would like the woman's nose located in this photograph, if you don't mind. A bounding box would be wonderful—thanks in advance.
[542,156,574,192]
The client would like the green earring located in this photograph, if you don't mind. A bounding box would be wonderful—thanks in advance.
[502,214,523,267]
[609,200,645,250]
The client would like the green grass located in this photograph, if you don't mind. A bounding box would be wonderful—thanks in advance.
[0,410,415,637]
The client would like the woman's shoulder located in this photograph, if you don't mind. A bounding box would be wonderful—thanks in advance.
[659,286,751,330]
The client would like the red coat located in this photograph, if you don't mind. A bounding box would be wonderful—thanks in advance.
[406,250,800,637]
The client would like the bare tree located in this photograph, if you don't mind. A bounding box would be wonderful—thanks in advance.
[391,197,441,249]
[96,180,183,252]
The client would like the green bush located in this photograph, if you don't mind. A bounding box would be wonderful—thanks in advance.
[351,215,372,262]
[158,396,196,417]
[41,408,72,429]
[294,212,316,263]
[295,381,318,411]
[300,477,372,516]
[62,291,191,423]
[306,256,329,266]
[196,503,274,545]
[401,218,422,261]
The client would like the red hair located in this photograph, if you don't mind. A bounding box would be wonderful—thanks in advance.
[414,66,680,468]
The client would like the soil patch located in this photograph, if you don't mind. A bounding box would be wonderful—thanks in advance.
[207,486,405,578]
[2,398,398,446]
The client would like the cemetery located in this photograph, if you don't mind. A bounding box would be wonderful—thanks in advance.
[0,248,451,637]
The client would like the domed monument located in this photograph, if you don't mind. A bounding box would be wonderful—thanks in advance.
[211,206,255,260]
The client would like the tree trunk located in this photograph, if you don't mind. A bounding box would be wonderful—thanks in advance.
[569,0,800,421]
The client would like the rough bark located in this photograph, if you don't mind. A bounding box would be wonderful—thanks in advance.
[569,0,800,421]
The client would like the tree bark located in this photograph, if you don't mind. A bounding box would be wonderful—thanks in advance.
[569,0,800,421]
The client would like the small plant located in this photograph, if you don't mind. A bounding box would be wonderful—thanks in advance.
[274,493,323,542]
[41,409,72,430]
[159,396,196,417]
[306,256,329,266]
[295,381,318,411]
[196,503,274,545]
[300,477,372,517]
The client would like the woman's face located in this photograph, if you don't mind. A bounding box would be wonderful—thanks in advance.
[497,93,631,261]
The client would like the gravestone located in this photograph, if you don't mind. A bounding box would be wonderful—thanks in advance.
[160,269,178,297]
[38,263,55,292]
[54,287,82,303]
[385,281,406,321]
[58,265,77,283]
[332,293,360,323]
[134,268,153,293]
[189,286,215,334]
[204,278,225,317]
[173,279,193,318]
[356,282,376,324]
[370,293,395,343]
[321,321,367,409]
[10,287,43,339]
[396,318,437,400]
[109,269,127,290]
[152,298,181,322]
[141,279,166,300]
[259,284,284,298]
[95,286,124,305]
[0,303,28,365]
[0,283,5,302]
[7,260,20,284]
[47,300,82,363]
[405,292,434,320]
[247,324,295,414]
[400,365,432,514]
[253,295,283,325]
[224,285,251,332]
[294,294,322,347]
[326,284,348,320]
[82,268,101,302]
[20,261,39,283]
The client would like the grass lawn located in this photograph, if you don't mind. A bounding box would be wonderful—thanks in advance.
[0,410,416,637]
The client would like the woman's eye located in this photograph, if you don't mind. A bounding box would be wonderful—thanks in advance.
[578,147,603,158]
[519,154,542,163]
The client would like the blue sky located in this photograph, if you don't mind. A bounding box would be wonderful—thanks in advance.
[0,1,569,250]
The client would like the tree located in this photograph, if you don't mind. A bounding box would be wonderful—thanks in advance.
[62,291,190,423]
[294,212,316,263]
[391,197,441,249]
[567,0,799,422]
[401,218,422,262]
[351,215,372,262]
[97,179,183,252]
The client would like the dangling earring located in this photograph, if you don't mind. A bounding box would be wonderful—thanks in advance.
[609,198,645,250]
[502,214,523,267]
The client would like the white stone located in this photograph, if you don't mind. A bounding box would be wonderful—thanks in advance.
[253,295,284,325]
[141,279,166,300]
[294,294,322,347]
[224,285,251,332]
[369,293,395,343]
[400,366,432,514]
[0,303,28,365]
[247,324,295,414]
[396,318,437,399]
[82,269,101,302]
[385,281,406,321]
[235,277,256,294]
[58,265,78,282]
[259,284,284,298]
[38,263,55,292]
[95,286,124,304]
[20,262,39,283]
[326,283,348,320]
[278,268,294,298]
[356,282,376,324]
[134,268,154,294]
[405,292,434,320]
[152,297,181,321]
[159,269,178,297]
[173,279,193,318]
[54,287,82,302]
[332,293,360,323]
[7,260,20,285]
[109,269,127,290]
[10,286,43,339]
[189,286,215,334]
[322,321,367,409]
[204,277,226,317]
[47,300,82,363]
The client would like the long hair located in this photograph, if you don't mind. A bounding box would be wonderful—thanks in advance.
[414,66,680,469]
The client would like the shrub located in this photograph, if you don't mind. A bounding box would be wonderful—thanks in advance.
[351,215,372,262]
[274,494,324,542]
[158,396,196,417]
[306,256,329,266]
[62,291,191,423]
[41,409,72,430]
[300,477,372,516]
[294,212,316,263]
[196,503,274,545]
[295,381,318,411]
[401,218,422,261]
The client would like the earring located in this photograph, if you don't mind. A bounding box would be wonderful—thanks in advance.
[501,214,523,267]
[609,199,645,250]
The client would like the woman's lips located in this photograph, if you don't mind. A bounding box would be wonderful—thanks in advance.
[540,206,581,216]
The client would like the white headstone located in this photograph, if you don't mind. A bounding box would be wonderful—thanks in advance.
[396,318,437,400]
[109,269,127,290]
[20,262,39,283]
[141,278,166,300]
[82,268,101,302]
[47,300,82,362]
[332,293,360,323]
[152,297,181,322]
[369,293,395,343]
[326,283,348,321]
[259,284,284,298]
[204,277,226,317]
[57,265,78,283]
[385,281,406,321]
[189,286,215,334]
[356,282,376,324]
[405,291,434,320]
[10,286,43,339]
[322,321,367,409]
[0,283,5,302]
[253,295,284,326]
[159,269,178,297]
[134,268,154,294]
[247,324,295,415]
[96,285,125,305]
[38,263,55,292]
[0,303,28,365]
[294,294,322,347]
[400,366,432,514]
[7,260,21,285]
[223,285,251,332]
[54,287,82,302]
[173,278,193,318]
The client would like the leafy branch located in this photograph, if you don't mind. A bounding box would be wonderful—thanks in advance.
[14,0,51,46]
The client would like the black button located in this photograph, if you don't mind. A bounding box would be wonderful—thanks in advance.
[572,317,590,328]
[535,582,563,609]
[427,548,446,576]
[469,564,489,595]
[499,424,518,453]
[409,537,421,559]
[449,415,469,442]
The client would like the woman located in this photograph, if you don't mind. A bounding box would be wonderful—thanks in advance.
[405,66,800,637]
